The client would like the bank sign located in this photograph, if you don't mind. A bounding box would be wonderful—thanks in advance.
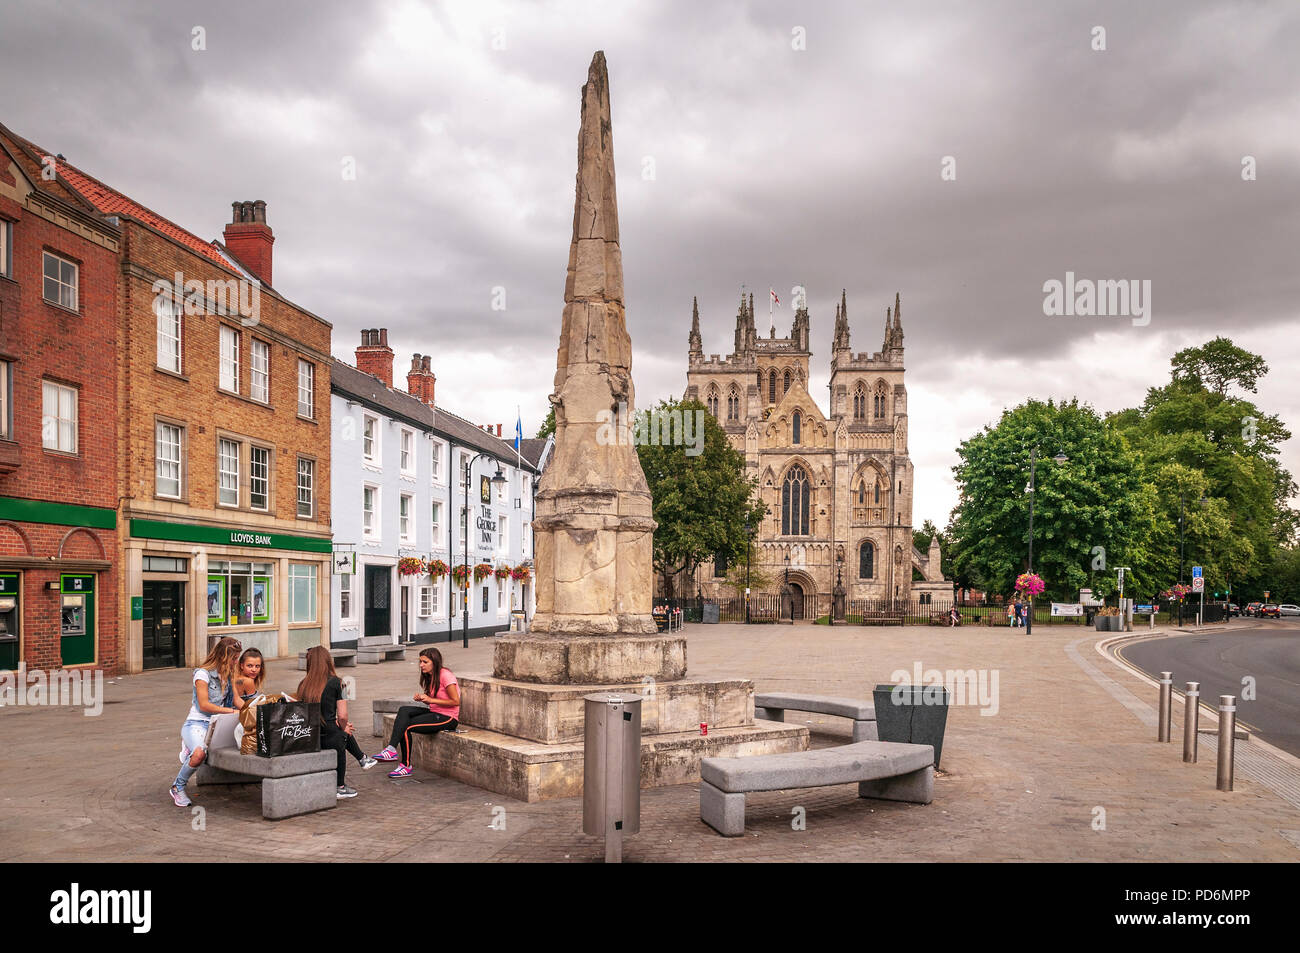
[229,531,273,546]
[129,519,331,554]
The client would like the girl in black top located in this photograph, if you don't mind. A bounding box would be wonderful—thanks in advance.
[296,646,377,798]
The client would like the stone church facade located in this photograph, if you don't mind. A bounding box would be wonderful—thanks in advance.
[681,290,951,618]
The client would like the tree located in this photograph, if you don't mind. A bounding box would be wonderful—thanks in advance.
[1170,336,1268,396]
[948,399,1157,602]
[636,398,766,597]
[536,406,555,440]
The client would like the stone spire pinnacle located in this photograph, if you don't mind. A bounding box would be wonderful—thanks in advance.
[893,291,904,340]
[689,296,702,356]
[833,288,851,352]
[531,50,657,639]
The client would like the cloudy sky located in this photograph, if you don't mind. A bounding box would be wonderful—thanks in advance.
[3,0,1297,528]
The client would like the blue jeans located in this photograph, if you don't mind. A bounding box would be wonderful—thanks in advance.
[173,719,210,790]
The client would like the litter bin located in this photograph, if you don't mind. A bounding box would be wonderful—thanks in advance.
[583,693,641,862]
[873,683,950,769]
[702,603,720,624]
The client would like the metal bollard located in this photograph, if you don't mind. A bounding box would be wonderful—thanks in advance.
[1157,672,1173,742]
[1216,695,1236,791]
[1182,682,1199,763]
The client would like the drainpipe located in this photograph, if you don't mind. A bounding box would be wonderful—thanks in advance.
[447,440,456,642]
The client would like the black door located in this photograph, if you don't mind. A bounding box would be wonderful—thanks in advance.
[790,583,805,620]
[365,564,391,638]
[400,586,409,641]
[143,581,184,670]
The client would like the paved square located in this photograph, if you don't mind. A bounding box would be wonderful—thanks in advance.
[1,623,1296,862]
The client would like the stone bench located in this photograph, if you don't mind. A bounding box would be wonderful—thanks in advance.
[357,636,406,664]
[193,713,337,819]
[297,648,357,670]
[754,692,877,741]
[372,697,409,737]
[699,740,935,836]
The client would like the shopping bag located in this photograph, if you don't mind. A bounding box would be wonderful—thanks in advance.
[256,699,320,757]
[238,693,291,755]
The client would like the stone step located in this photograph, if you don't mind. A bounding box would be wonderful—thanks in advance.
[386,714,809,802]
[458,674,756,744]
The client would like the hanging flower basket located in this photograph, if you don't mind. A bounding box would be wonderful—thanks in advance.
[1014,573,1045,598]
[473,562,494,583]
[398,557,425,576]
[451,564,470,587]
[1162,583,1192,602]
[494,566,512,580]
[510,564,531,581]
[427,559,449,577]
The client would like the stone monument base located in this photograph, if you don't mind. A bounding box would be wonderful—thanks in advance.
[492,634,686,683]
[394,714,809,803]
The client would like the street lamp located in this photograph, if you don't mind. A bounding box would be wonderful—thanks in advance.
[781,552,791,621]
[1025,448,1068,635]
[744,520,754,624]
[833,545,845,622]
[461,453,508,649]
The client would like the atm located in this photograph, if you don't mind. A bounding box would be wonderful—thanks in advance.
[0,573,18,671]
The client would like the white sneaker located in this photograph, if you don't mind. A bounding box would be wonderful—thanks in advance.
[170,785,192,807]
[359,755,379,770]
[337,785,359,799]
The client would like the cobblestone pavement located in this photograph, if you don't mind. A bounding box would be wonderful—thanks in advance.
[2,623,1296,862]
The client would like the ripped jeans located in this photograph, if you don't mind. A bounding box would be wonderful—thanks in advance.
[173,719,210,790]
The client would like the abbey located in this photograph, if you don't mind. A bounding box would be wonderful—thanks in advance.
[683,290,950,618]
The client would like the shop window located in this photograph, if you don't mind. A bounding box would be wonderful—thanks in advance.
[289,563,317,623]
[208,561,273,627]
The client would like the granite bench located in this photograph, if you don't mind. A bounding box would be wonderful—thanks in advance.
[754,692,877,741]
[297,648,357,670]
[699,740,935,836]
[372,697,408,737]
[357,636,407,664]
[193,713,337,819]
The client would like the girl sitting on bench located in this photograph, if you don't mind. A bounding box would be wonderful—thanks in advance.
[233,648,266,704]
[298,646,378,799]
[373,647,460,778]
[170,636,242,808]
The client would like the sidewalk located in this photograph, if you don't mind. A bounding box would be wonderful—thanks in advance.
[1,623,1295,861]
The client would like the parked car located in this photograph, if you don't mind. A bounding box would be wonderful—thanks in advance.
[1278,604,1300,617]
[1262,604,1281,618]
[1245,601,1264,617]
[1228,604,1242,617]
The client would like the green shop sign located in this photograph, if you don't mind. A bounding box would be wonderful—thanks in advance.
[130,519,331,554]
[0,497,116,529]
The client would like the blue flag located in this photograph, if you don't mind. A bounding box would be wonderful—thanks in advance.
[514,412,523,452]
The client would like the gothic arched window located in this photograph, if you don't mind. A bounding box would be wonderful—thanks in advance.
[784,369,792,395]
[874,381,888,419]
[782,465,810,536]
[874,482,881,504]
[853,382,867,420]
[792,410,801,445]
[768,369,777,405]
[859,541,875,579]
[857,483,865,504]
[706,386,719,419]
[727,386,740,421]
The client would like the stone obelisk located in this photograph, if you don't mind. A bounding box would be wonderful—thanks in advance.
[408,54,807,800]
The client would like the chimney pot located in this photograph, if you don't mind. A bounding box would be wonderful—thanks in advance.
[356,326,394,388]
[421,355,431,373]
[223,199,274,284]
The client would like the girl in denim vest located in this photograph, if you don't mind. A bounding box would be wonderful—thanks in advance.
[170,636,242,807]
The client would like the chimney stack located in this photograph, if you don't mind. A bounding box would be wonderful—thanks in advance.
[223,200,274,285]
[356,329,394,387]
[407,353,437,407]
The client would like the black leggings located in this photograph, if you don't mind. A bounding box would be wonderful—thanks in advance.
[320,724,366,786]
[388,706,458,764]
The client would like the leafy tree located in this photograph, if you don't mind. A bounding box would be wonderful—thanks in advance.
[636,398,766,597]
[536,406,555,439]
[948,399,1156,602]
[1170,336,1268,396]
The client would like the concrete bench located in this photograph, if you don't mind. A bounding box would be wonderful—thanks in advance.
[700,740,934,836]
[754,692,877,741]
[193,713,337,819]
[297,648,357,670]
[372,697,408,737]
[357,636,407,664]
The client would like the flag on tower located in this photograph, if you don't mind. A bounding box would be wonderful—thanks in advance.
[770,288,779,306]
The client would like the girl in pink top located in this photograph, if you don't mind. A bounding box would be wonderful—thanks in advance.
[372,647,459,777]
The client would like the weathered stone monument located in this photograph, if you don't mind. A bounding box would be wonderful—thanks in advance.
[405,52,807,801]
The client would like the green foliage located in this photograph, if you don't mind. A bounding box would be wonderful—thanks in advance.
[536,407,555,440]
[1170,336,1268,396]
[637,398,766,596]
[948,398,1156,602]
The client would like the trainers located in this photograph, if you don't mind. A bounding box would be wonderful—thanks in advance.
[170,785,192,807]
[359,755,379,771]
[179,745,191,765]
[372,746,400,762]
[336,785,359,799]
[387,764,414,778]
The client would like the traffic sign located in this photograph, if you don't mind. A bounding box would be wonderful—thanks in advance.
[1192,566,1202,579]
[1192,576,1205,593]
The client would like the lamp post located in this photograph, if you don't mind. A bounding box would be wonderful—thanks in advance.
[781,552,791,621]
[1175,490,1208,626]
[1024,448,1068,635]
[833,545,845,622]
[744,520,754,624]
[461,453,508,649]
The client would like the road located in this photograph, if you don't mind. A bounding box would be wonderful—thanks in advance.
[1119,620,1300,758]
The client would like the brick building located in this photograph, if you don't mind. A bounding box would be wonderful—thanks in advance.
[0,126,123,674]
[2,125,335,674]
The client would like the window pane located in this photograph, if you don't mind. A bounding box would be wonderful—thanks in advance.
[251,340,269,402]
[219,438,239,505]
[298,360,313,417]
[156,423,181,497]
[297,458,313,517]
[250,446,269,509]
[290,564,317,622]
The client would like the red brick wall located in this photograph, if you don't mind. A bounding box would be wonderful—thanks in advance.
[0,188,121,673]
